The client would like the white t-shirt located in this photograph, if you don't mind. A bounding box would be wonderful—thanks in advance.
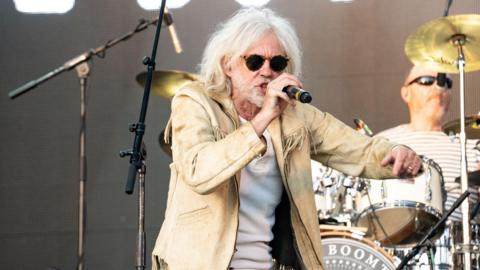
[229,120,284,270]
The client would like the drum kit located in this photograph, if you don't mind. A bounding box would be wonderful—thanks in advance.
[313,158,449,269]
[136,13,480,270]
[314,13,480,269]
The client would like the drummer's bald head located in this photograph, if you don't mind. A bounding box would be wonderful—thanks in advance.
[401,65,452,122]
[403,65,440,86]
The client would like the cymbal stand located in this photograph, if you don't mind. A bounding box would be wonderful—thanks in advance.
[453,33,471,270]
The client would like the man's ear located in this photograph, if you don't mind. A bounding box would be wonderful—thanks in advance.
[222,57,232,77]
[401,86,410,104]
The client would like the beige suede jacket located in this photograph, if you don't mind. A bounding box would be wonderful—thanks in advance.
[152,82,398,270]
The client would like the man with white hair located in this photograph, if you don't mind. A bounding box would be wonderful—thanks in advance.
[152,8,421,270]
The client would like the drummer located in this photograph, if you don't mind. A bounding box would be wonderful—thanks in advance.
[377,64,480,222]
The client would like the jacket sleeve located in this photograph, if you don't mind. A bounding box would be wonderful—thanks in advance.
[307,107,397,179]
[170,92,266,195]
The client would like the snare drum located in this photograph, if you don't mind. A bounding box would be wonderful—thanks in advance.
[321,230,396,270]
[354,158,445,247]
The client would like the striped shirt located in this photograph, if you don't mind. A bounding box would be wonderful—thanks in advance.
[377,124,480,221]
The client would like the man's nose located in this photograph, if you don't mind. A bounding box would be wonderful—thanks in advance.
[258,60,273,76]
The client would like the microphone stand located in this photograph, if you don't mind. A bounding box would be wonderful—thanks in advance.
[396,190,470,270]
[7,17,160,270]
[120,0,167,269]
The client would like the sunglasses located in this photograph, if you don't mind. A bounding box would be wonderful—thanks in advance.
[407,75,453,89]
[243,54,289,72]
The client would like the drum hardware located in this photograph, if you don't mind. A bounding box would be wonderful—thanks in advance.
[356,178,367,193]
[471,201,480,223]
[396,190,470,270]
[314,168,335,218]
[331,184,346,216]
[454,244,480,254]
[472,224,480,244]
[424,166,432,202]
[380,180,386,200]
[455,170,480,186]
[316,172,358,225]
[443,115,480,140]
[332,176,355,216]
[135,70,199,100]
[449,220,480,269]
[354,118,373,137]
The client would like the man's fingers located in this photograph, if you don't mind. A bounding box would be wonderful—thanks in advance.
[392,156,405,176]
[381,153,394,167]
[384,145,423,177]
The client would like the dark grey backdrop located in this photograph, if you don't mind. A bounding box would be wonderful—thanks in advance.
[1,0,479,269]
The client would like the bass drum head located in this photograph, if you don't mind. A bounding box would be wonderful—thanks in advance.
[321,231,395,270]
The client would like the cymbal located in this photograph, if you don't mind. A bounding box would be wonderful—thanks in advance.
[136,70,199,99]
[158,129,172,158]
[443,115,480,139]
[405,14,480,73]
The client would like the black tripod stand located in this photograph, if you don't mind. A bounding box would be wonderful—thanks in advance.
[396,190,470,269]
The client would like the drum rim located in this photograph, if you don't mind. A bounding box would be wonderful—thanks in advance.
[354,200,443,222]
[353,201,443,248]
[320,231,396,266]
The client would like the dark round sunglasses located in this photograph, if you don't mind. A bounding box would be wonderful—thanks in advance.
[407,75,453,89]
[243,54,289,72]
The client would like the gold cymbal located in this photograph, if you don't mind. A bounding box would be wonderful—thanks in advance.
[136,70,199,99]
[443,115,480,139]
[405,14,480,73]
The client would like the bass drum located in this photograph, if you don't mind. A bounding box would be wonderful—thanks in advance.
[321,231,396,270]
[354,158,445,247]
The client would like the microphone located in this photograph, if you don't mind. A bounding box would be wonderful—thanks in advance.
[436,73,447,89]
[282,85,312,103]
[164,7,182,54]
[353,118,373,137]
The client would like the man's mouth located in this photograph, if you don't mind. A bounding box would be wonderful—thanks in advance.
[259,82,268,94]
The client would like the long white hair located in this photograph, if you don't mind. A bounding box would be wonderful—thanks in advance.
[199,7,302,96]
